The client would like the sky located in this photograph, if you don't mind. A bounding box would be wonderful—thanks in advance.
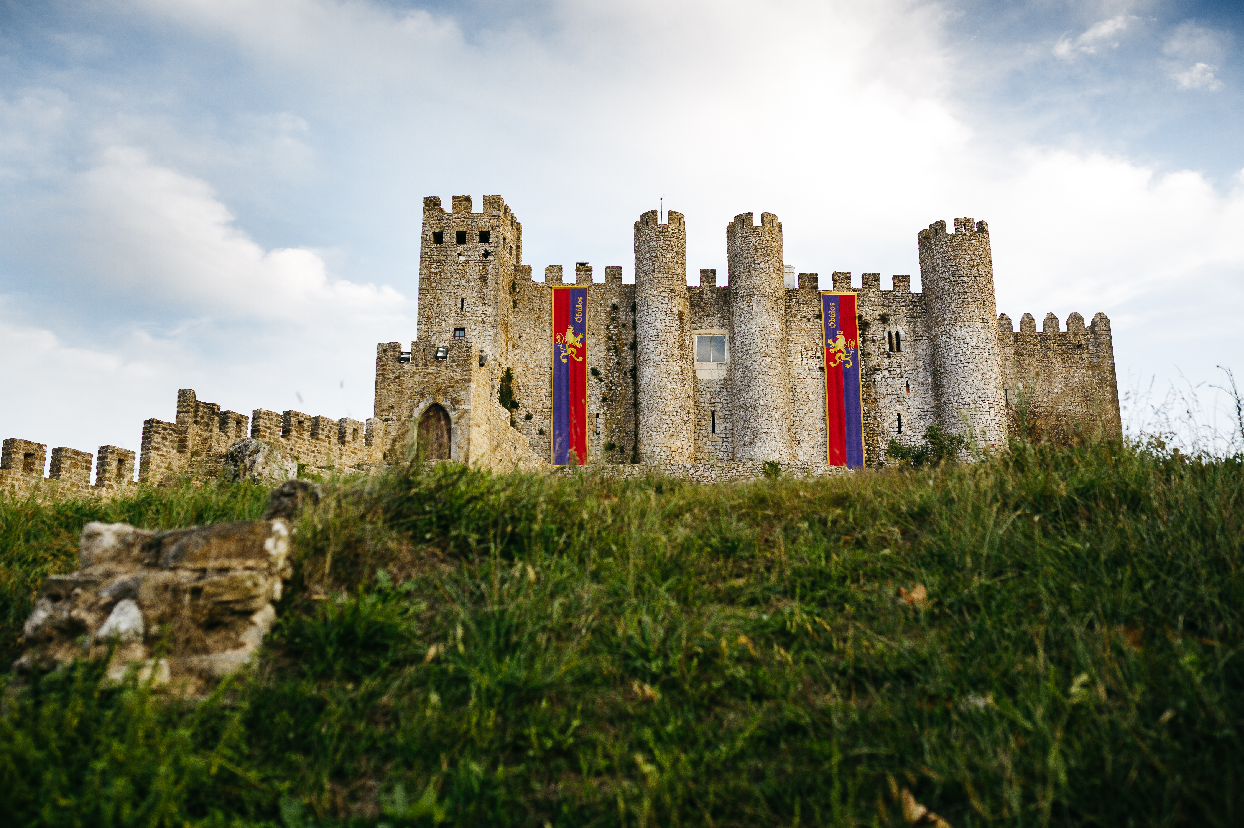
[1,0,1242,468]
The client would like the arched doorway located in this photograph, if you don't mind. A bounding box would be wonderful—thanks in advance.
[417,404,452,460]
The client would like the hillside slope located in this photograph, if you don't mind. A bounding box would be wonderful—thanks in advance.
[2,440,1242,826]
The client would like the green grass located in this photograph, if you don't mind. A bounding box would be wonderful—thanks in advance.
[2,440,1242,826]
[0,479,273,666]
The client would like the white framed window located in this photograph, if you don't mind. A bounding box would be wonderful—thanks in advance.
[695,335,727,364]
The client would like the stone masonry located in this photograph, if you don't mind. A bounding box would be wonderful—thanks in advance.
[378,196,1121,472]
[635,210,695,462]
[1,438,136,498]
[4,195,1121,486]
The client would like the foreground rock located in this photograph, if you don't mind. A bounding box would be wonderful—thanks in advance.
[15,517,293,690]
[221,438,299,486]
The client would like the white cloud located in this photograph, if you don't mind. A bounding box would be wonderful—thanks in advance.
[1054,14,1138,59]
[0,143,414,455]
[1163,21,1228,62]
[1172,62,1224,91]
[69,146,404,320]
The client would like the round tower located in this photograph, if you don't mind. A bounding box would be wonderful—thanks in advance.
[918,217,1007,448]
[634,209,695,462]
[726,212,794,461]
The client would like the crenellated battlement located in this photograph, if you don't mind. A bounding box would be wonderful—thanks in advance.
[136,389,385,484]
[998,309,1119,441]
[421,193,520,228]
[1002,311,1112,339]
[635,209,685,230]
[1,437,137,496]
[728,211,782,236]
[918,217,989,243]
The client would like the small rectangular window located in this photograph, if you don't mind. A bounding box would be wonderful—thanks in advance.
[453,327,465,338]
[895,330,903,352]
[460,298,465,312]
[897,413,902,434]
[479,230,490,243]
[711,410,716,434]
[695,335,727,363]
[455,230,467,244]
[432,231,444,244]
[887,331,894,352]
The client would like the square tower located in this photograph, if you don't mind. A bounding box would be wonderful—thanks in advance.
[416,195,523,365]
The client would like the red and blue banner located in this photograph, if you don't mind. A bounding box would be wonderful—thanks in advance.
[823,292,865,469]
[551,287,589,465]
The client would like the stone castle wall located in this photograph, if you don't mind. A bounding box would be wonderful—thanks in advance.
[847,272,938,465]
[1,438,135,497]
[398,197,1122,471]
[139,389,385,484]
[8,196,1122,489]
[997,311,1121,442]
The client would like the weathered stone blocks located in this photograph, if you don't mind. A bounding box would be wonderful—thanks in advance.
[15,517,293,689]
[222,438,299,485]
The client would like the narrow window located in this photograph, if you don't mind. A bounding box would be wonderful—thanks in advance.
[455,230,467,244]
[887,331,894,352]
[905,380,910,394]
[479,230,490,243]
[460,298,465,312]
[595,413,600,435]
[352,428,359,440]
[897,413,902,434]
[453,327,466,339]
[711,410,716,434]
[895,330,903,352]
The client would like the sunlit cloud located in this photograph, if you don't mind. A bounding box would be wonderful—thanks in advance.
[1173,62,1224,91]
[1054,14,1138,59]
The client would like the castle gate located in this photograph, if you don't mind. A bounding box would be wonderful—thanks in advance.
[417,404,452,460]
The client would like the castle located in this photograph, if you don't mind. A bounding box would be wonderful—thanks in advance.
[1,194,1121,491]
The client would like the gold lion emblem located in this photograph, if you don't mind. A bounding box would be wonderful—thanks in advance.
[825,331,854,370]
[558,326,585,363]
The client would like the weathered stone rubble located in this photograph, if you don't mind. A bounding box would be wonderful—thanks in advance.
[15,517,293,688]
[222,438,299,486]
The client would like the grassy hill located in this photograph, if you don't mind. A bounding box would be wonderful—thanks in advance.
[2,439,1242,826]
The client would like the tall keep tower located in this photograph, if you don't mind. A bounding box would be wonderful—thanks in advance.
[918,218,1007,447]
[727,212,794,461]
[634,209,695,461]
[416,194,523,367]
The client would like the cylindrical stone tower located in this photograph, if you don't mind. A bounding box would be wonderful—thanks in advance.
[727,212,794,461]
[918,217,1007,448]
[634,209,695,462]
